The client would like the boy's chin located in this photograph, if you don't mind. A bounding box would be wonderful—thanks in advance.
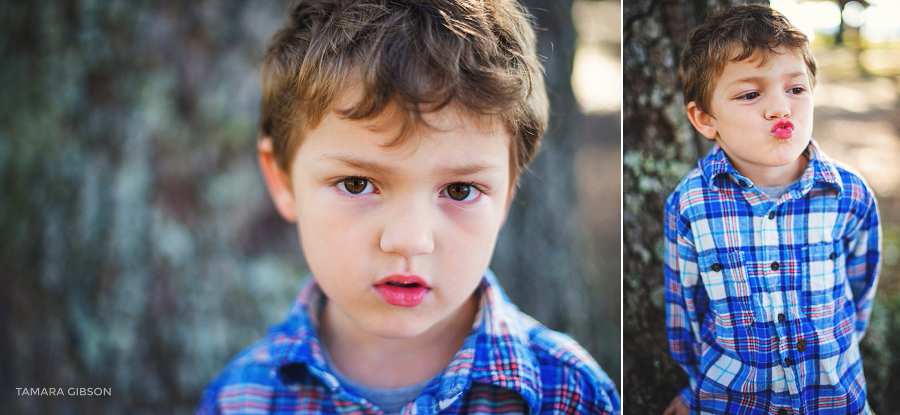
[363,299,479,341]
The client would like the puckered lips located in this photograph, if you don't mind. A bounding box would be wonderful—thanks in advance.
[373,274,431,307]
[771,118,794,139]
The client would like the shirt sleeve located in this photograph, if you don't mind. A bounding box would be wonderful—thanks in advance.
[845,191,881,340]
[664,191,702,406]
[193,377,224,415]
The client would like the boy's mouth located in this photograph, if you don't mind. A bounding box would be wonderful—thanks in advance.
[771,119,794,139]
[374,274,430,307]
[385,281,422,288]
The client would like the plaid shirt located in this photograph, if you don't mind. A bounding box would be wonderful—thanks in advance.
[665,140,880,414]
[196,270,620,415]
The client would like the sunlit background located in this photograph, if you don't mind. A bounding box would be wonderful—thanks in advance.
[771,0,900,407]
[573,0,622,114]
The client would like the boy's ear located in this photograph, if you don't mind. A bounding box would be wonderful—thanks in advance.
[258,137,298,223]
[686,101,718,140]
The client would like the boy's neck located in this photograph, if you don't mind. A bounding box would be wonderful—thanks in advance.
[319,293,479,389]
[726,150,809,187]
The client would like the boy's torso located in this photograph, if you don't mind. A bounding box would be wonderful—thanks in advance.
[667,140,878,413]
[196,271,621,415]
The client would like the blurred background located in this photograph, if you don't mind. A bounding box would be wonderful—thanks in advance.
[624,0,900,413]
[0,0,621,413]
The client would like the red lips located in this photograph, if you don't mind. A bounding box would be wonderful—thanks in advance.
[373,274,431,307]
[771,119,794,139]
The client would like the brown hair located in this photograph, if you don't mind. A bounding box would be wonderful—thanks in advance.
[260,0,548,179]
[678,4,817,116]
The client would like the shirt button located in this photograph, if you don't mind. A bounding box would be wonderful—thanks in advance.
[711,263,723,272]
[830,252,837,260]
[779,410,789,415]
[771,262,779,271]
[768,211,776,220]
[778,313,786,323]
[797,339,806,352]
[784,358,794,367]
[739,180,748,187]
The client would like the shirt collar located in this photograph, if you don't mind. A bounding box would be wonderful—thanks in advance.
[699,138,842,194]
[268,270,542,413]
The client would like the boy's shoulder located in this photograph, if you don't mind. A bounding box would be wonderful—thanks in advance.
[523,323,621,413]
[483,276,620,414]
[194,336,286,415]
[664,161,709,219]
[664,143,732,212]
[824,154,876,202]
[194,280,330,414]
[798,141,876,208]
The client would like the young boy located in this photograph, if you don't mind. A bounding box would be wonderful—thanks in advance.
[664,5,881,414]
[195,1,620,414]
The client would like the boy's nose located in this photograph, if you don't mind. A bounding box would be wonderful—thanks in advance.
[379,199,435,258]
[765,94,791,120]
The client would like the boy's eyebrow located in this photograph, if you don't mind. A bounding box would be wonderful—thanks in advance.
[436,163,499,176]
[322,154,499,176]
[322,154,393,176]
[729,72,808,86]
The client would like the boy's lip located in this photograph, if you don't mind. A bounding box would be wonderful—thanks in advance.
[771,119,794,139]
[373,274,431,307]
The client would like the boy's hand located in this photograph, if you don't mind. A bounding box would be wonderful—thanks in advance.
[662,395,689,415]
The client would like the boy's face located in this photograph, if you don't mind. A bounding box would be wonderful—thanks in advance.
[263,103,512,341]
[687,48,814,185]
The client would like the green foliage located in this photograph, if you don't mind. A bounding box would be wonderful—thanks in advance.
[861,290,900,414]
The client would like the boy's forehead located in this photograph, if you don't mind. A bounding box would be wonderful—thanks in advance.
[300,99,515,180]
[714,46,806,86]
[331,96,511,150]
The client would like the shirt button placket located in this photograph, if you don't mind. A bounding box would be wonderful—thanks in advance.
[766,210,793,392]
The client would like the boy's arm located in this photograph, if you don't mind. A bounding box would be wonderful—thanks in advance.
[663,193,701,407]
[846,192,882,339]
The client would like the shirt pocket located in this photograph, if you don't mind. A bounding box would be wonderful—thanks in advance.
[698,250,757,334]
[697,250,770,392]
[805,241,849,316]
[804,240,854,353]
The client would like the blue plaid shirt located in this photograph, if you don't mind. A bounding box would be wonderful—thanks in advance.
[196,270,620,414]
[665,140,881,414]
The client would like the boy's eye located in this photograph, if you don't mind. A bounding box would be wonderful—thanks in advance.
[444,183,480,201]
[737,91,759,100]
[338,177,373,194]
[789,86,806,94]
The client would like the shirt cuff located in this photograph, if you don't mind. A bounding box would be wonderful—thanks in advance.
[678,386,693,409]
